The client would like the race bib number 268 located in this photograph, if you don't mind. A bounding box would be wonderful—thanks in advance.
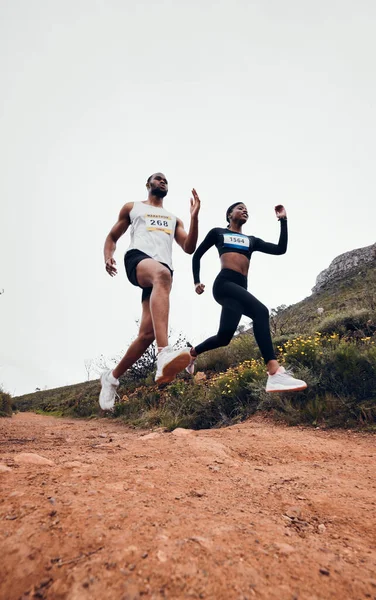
[145,214,173,234]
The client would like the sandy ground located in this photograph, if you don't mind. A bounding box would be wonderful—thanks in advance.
[0,412,375,600]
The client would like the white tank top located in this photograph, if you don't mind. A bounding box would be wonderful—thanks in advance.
[127,202,177,270]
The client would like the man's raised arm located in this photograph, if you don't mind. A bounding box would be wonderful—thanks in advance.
[175,189,201,255]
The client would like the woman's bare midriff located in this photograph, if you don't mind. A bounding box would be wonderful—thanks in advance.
[220,252,250,276]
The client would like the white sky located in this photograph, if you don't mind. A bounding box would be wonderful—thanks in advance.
[1,0,375,395]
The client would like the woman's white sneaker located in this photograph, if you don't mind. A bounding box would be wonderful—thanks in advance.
[185,357,196,375]
[155,346,192,384]
[265,367,307,393]
[99,370,120,410]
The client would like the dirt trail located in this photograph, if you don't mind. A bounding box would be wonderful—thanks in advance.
[0,413,375,600]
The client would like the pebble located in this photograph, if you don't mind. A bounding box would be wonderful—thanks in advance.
[14,453,54,466]
[190,490,205,498]
[0,464,12,473]
[273,543,296,555]
[157,550,167,563]
[171,428,194,437]
[285,506,302,519]
[194,371,207,383]
[142,432,160,440]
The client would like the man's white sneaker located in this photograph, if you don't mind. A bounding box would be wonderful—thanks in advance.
[185,357,196,375]
[265,367,307,393]
[155,346,192,384]
[99,370,119,410]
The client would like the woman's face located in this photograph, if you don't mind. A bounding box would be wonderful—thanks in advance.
[229,203,249,223]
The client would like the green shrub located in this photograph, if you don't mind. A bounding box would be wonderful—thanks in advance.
[278,334,322,367]
[271,339,376,427]
[224,333,259,364]
[0,387,12,417]
[319,341,376,403]
[318,309,375,337]
[195,332,260,374]
[195,346,233,373]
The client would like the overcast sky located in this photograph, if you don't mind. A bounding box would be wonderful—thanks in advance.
[1,0,375,395]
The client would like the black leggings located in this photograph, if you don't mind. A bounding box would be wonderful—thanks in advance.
[195,269,276,363]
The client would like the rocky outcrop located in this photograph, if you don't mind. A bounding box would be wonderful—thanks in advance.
[312,243,376,294]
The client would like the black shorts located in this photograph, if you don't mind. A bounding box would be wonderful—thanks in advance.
[124,249,173,303]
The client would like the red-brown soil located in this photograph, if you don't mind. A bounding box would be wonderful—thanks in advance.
[1,413,375,600]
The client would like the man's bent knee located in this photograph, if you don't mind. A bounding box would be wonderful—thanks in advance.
[136,259,171,289]
[152,268,172,288]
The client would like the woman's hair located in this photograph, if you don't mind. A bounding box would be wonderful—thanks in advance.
[226,202,243,225]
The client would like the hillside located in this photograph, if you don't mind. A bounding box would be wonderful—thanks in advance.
[13,380,101,417]
[271,260,376,336]
[12,252,376,429]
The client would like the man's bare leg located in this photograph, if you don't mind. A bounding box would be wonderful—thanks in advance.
[100,258,189,408]
[111,260,171,381]
[136,258,190,383]
[112,299,155,380]
[136,259,172,349]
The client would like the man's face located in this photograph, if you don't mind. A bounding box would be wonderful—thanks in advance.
[230,203,249,224]
[149,173,168,198]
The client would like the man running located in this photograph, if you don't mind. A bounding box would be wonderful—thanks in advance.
[99,172,201,410]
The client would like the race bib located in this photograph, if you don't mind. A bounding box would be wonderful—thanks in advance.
[145,214,173,234]
[223,233,250,250]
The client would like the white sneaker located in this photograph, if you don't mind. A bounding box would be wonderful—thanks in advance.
[155,346,192,384]
[99,370,119,410]
[265,367,307,393]
[185,357,196,375]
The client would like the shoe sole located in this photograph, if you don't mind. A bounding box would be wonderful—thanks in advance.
[156,351,191,385]
[266,384,308,393]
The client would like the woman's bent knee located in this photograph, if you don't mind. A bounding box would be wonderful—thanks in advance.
[255,303,269,321]
[217,332,233,347]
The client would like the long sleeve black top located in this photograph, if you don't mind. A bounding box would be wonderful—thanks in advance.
[192,219,288,284]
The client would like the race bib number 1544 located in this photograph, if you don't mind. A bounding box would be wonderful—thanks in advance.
[145,214,173,234]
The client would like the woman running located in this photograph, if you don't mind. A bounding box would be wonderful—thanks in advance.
[187,202,307,392]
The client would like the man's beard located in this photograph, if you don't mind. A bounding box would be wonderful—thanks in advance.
[152,186,167,198]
